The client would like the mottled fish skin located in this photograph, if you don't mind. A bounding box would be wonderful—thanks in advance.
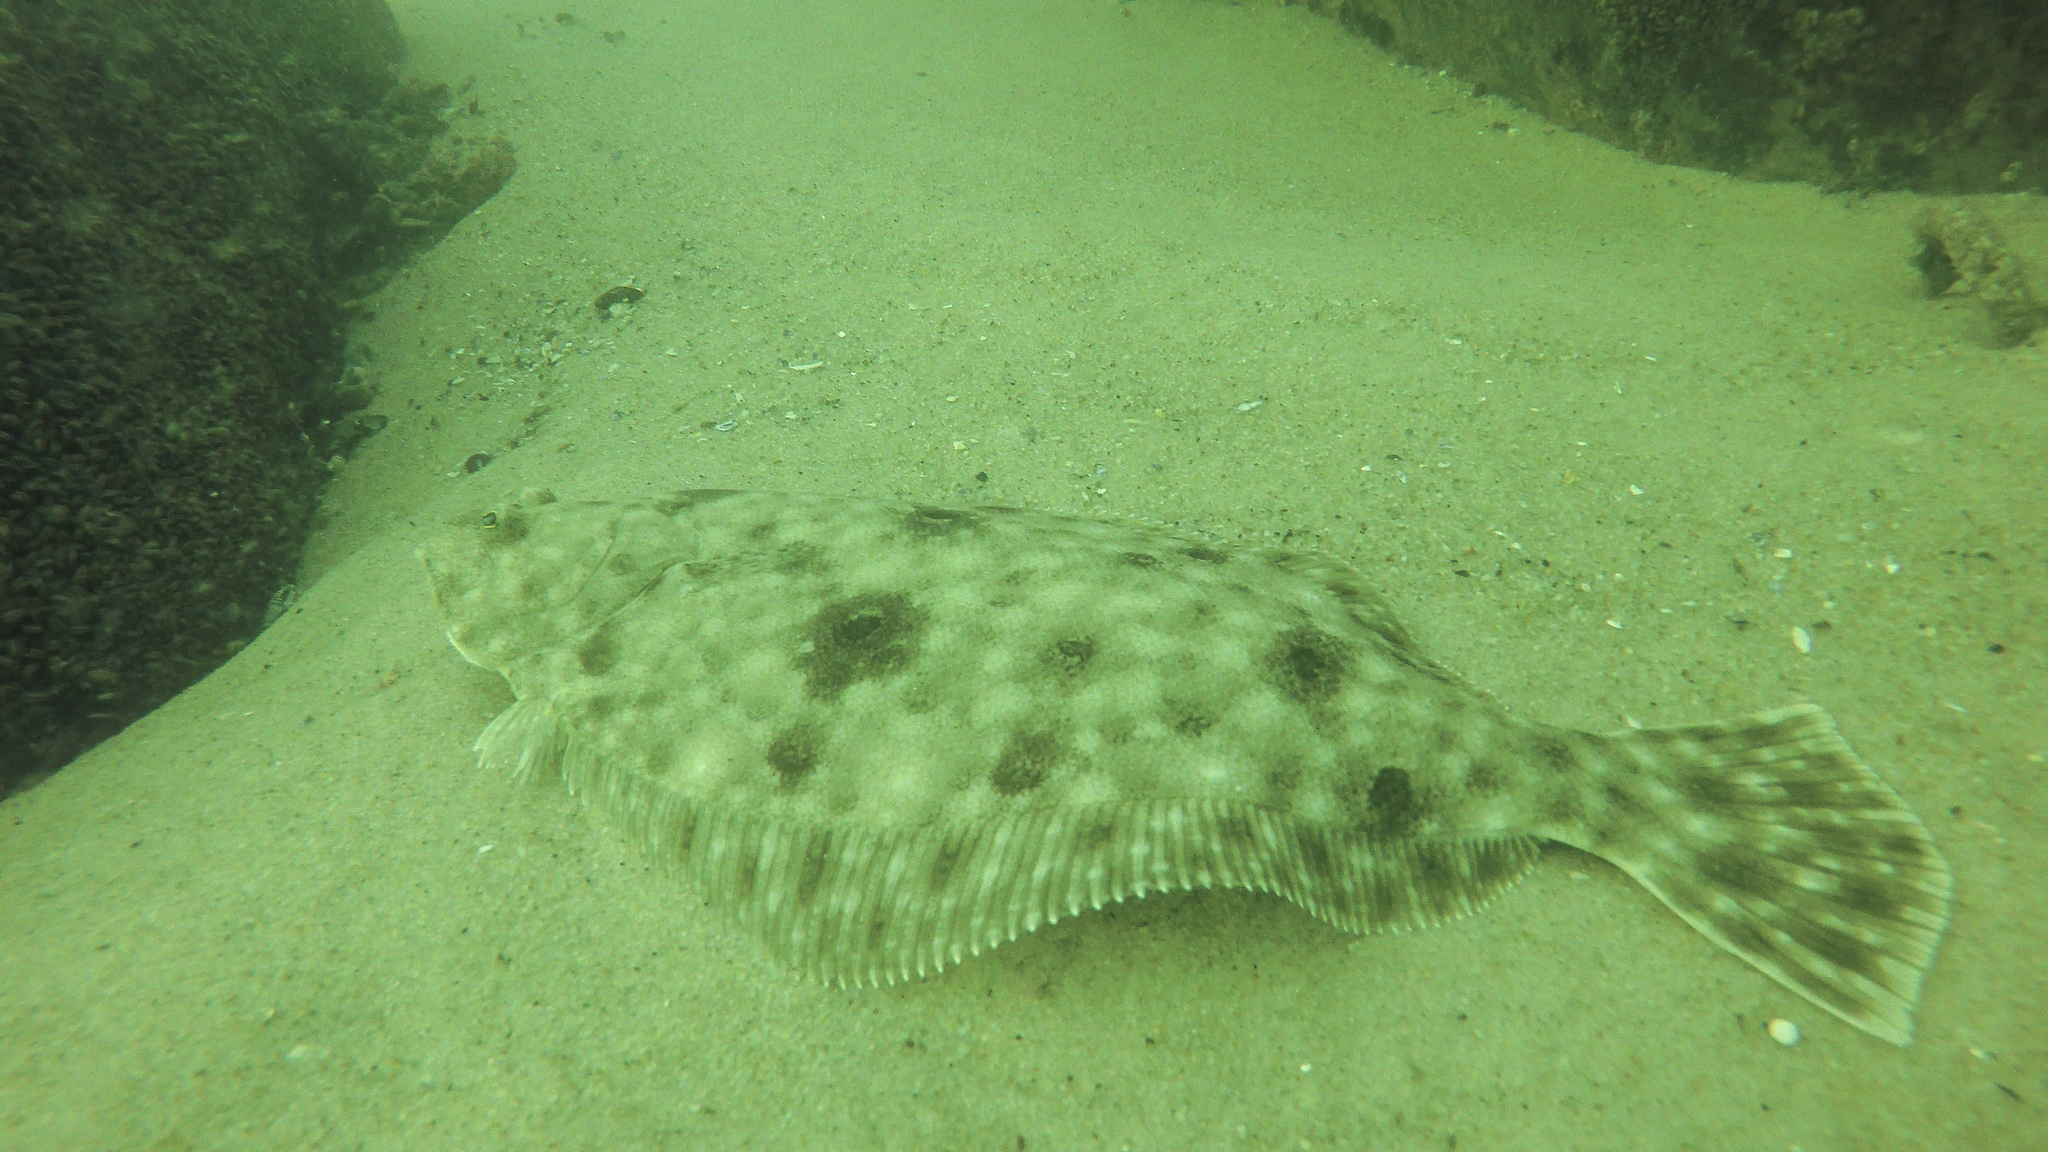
[418,489,1954,1044]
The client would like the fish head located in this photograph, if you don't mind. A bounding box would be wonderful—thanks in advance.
[417,487,689,673]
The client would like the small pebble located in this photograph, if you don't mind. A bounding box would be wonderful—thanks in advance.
[1767,1017,1801,1046]
[1790,625,1813,654]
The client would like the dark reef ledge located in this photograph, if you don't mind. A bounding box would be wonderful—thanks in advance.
[1294,0,2045,195]
[1,0,513,792]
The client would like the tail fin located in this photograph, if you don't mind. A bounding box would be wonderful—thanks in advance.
[1561,704,1953,1044]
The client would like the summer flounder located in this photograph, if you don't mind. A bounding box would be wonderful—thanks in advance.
[418,489,1953,1044]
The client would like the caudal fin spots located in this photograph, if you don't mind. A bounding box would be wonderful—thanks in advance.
[1834,874,1908,925]
[1576,705,1952,1045]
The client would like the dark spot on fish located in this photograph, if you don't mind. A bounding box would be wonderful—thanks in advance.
[1313,573,1365,603]
[927,832,967,890]
[651,489,742,515]
[1363,767,1422,838]
[1469,838,1526,887]
[1268,625,1353,704]
[1100,715,1136,745]
[1415,841,1461,903]
[1212,809,1257,849]
[1174,711,1213,737]
[1803,823,1876,861]
[1696,844,1777,900]
[583,693,618,720]
[1771,777,1846,808]
[991,730,1062,795]
[1465,758,1506,795]
[1348,610,1415,653]
[1880,830,1935,862]
[1543,787,1584,826]
[1364,859,1402,924]
[766,726,822,786]
[640,736,676,772]
[774,543,825,575]
[1076,812,1119,853]
[797,592,924,700]
[1295,826,1334,883]
[731,848,758,901]
[1532,734,1578,775]
[1181,546,1230,564]
[1704,898,1776,957]
[1782,913,1881,987]
[577,621,620,675]
[1284,557,1385,614]
[904,505,981,538]
[793,833,831,906]
[1046,638,1095,678]
[1602,782,1649,819]
[1835,875,1904,923]
[1119,551,1161,568]
[1676,769,1745,812]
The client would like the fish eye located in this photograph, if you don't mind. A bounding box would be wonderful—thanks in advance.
[481,511,499,527]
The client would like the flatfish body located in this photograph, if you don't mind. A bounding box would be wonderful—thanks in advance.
[418,489,1953,1043]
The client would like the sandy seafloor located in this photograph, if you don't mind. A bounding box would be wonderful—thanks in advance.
[3,1,2044,1149]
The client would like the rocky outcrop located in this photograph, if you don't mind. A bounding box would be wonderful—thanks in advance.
[0,0,513,792]
[1304,0,2046,194]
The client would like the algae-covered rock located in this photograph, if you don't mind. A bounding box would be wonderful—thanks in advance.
[0,0,513,792]
[1304,0,2046,195]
